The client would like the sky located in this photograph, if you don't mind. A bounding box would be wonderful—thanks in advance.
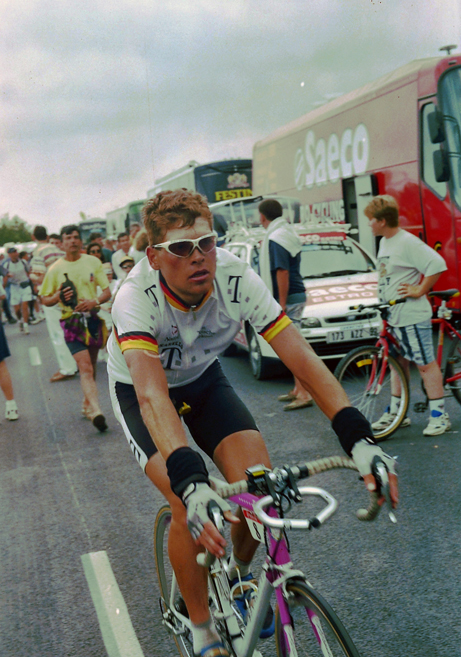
[0,0,459,233]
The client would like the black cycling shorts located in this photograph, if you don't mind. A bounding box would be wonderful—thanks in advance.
[110,359,259,471]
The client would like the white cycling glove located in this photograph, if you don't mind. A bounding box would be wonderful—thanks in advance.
[182,483,232,541]
[351,438,396,483]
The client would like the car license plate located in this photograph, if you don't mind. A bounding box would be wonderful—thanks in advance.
[326,327,376,343]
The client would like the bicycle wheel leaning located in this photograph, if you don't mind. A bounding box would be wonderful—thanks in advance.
[445,336,461,405]
[334,345,410,441]
[153,505,194,657]
[275,579,361,657]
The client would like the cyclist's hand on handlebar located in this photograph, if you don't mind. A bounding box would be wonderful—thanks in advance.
[351,439,399,509]
[182,483,240,557]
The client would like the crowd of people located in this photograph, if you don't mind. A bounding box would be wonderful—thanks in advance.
[0,222,148,427]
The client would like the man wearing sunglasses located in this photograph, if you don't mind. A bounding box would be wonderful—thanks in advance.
[107,189,398,657]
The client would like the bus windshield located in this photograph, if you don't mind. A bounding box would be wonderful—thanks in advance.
[440,66,461,208]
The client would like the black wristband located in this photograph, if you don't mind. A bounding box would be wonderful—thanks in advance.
[166,446,209,498]
[332,407,376,456]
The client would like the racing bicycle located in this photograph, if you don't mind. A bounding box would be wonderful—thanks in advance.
[154,455,395,657]
[334,289,461,441]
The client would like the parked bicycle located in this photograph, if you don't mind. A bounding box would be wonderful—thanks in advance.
[334,289,461,441]
[154,455,395,657]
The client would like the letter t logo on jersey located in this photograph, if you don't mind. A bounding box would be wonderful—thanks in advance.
[227,275,242,303]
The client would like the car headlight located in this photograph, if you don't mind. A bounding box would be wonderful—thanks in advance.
[301,317,321,328]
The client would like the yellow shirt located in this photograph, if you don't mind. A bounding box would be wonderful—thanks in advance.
[40,254,110,316]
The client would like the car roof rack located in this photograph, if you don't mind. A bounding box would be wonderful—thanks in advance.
[224,218,355,245]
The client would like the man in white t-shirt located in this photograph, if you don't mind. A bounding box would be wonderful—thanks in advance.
[111,232,132,280]
[106,189,398,657]
[364,194,449,436]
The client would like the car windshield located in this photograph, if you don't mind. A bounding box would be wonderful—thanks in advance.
[299,240,375,279]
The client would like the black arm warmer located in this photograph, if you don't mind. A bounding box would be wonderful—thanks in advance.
[166,446,210,498]
[332,407,376,456]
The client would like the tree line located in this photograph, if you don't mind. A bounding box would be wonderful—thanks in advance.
[0,214,32,246]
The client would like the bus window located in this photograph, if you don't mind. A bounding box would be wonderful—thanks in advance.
[440,67,461,209]
[421,103,447,199]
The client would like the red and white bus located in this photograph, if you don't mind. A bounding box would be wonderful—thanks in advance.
[253,54,461,314]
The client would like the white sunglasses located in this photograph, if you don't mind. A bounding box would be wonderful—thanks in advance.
[154,231,218,258]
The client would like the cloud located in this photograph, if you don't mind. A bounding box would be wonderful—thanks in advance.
[0,0,458,230]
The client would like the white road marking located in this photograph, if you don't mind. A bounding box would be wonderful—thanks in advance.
[29,346,42,366]
[81,550,145,657]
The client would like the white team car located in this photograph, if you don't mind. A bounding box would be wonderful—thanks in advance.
[220,226,381,379]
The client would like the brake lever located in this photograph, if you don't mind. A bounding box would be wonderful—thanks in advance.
[371,456,397,524]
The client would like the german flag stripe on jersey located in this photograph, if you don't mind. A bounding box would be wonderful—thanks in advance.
[259,312,292,343]
[114,327,159,354]
[160,275,213,312]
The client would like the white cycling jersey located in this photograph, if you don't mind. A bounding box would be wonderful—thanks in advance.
[107,248,291,387]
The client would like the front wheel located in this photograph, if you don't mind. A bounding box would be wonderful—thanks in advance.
[445,336,461,405]
[153,505,193,657]
[275,579,361,657]
[334,345,409,441]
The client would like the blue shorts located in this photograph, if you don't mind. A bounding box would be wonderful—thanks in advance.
[390,320,435,366]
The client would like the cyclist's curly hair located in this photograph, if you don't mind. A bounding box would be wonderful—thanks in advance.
[143,189,213,245]
[364,195,399,227]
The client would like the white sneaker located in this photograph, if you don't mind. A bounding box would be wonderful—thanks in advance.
[372,411,411,432]
[423,412,451,436]
[23,323,30,335]
[5,402,19,421]
[30,317,41,325]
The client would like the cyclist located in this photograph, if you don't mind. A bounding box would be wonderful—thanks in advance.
[364,194,450,436]
[107,190,398,657]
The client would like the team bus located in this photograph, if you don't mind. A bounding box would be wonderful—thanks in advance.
[253,54,461,314]
[147,159,252,204]
[105,200,146,237]
[79,218,107,244]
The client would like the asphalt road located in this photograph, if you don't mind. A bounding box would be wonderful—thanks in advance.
[0,320,460,657]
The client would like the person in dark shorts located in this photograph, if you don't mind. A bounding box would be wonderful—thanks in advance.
[40,225,111,432]
[0,281,18,420]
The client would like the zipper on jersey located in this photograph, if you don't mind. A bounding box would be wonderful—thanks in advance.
[190,305,197,320]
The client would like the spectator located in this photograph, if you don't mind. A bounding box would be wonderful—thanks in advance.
[31,225,78,382]
[86,242,105,262]
[40,224,111,431]
[20,250,41,324]
[0,280,19,420]
[111,232,132,279]
[119,255,135,279]
[89,232,113,263]
[3,247,33,335]
[129,222,141,243]
[259,199,313,410]
[130,228,148,264]
[0,253,16,325]
[364,194,450,436]
[49,234,63,249]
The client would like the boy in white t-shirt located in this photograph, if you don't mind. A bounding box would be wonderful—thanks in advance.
[364,194,449,436]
